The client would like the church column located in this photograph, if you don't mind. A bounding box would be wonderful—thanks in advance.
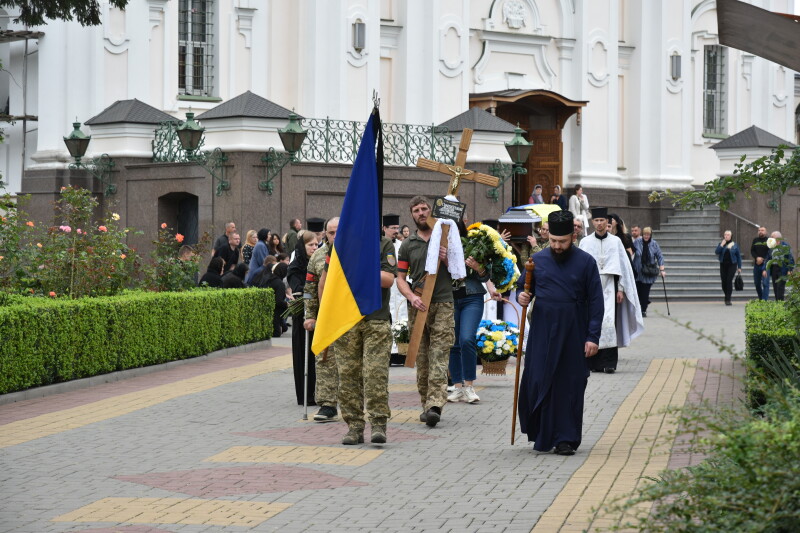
[569,0,624,192]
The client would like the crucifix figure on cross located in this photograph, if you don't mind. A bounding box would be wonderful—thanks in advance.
[404,128,500,368]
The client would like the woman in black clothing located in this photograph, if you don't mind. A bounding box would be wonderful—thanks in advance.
[715,230,742,305]
[222,262,249,288]
[268,233,286,256]
[609,213,634,262]
[253,262,290,337]
[198,257,224,287]
[286,231,320,405]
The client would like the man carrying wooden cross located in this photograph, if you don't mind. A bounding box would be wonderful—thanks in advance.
[396,129,500,427]
[396,195,455,427]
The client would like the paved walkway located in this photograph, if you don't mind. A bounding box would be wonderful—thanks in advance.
[0,301,746,532]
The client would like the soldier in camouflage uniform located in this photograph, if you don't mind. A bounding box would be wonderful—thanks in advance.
[304,217,340,422]
[396,196,455,428]
[332,235,397,445]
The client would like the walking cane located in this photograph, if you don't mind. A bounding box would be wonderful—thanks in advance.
[661,274,670,316]
[302,328,310,420]
[511,257,535,445]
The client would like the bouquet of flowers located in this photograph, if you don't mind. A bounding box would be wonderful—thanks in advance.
[476,319,520,362]
[462,223,520,293]
[391,319,410,344]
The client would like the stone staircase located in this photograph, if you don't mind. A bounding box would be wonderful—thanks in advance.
[648,205,757,301]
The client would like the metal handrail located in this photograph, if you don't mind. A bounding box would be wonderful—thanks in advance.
[721,208,760,229]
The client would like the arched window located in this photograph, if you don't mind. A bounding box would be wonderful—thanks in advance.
[178,0,215,97]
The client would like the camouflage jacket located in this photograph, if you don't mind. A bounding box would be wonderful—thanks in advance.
[304,242,328,320]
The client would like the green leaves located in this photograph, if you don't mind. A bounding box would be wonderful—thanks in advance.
[650,146,800,211]
[0,0,130,27]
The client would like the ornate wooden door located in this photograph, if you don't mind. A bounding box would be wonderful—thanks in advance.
[515,130,562,205]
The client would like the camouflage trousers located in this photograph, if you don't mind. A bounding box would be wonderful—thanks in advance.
[315,345,338,408]
[409,302,454,411]
[333,319,392,430]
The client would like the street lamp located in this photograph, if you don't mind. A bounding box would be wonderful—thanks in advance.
[487,125,533,202]
[259,112,308,194]
[63,121,116,195]
[176,111,229,196]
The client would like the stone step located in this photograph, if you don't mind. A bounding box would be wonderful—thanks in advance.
[664,216,721,225]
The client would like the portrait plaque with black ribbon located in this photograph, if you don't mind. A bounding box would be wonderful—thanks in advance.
[432,197,466,222]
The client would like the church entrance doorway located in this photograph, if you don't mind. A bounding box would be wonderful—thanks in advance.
[469,90,586,206]
[158,192,199,246]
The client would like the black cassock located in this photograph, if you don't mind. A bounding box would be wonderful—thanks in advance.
[517,246,603,452]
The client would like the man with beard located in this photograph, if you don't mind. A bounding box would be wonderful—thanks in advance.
[516,210,603,455]
[396,196,455,427]
[751,226,770,301]
[579,208,643,373]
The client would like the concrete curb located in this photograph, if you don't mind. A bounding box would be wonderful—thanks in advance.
[0,339,273,406]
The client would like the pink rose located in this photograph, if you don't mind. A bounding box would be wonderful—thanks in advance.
[49,291,56,297]
[161,223,167,229]
[98,226,108,232]
[77,229,82,235]
[120,253,127,259]
[60,225,72,233]
[176,233,185,243]
[26,221,34,227]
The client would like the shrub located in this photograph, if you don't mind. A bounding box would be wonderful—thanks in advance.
[745,300,797,407]
[0,288,274,394]
[596,311,800,532]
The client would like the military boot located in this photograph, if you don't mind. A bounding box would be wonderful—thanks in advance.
[341,427,364,445]
[370,425,387,444]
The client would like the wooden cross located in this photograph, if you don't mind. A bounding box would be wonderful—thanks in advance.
[405,128,500,368]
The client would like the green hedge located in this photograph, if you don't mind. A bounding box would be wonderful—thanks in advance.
[0,288,274,394]
[745,300,798,406]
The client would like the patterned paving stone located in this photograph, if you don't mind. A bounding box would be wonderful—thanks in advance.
[72,527,174,533]
[52,498,291,527]
[234,424,437,445]
[204,445,383,466]
[114,465,367,497]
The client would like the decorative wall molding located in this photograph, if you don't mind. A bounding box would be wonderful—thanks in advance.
[484,0,544,34]
[439,17,464,77]
[235,6,257,49]
[665,42,683,94]
[618,44,634,71]
[147,0,167,35]
[587,31,609,88]
[103,2,130,54]
[554,37,576,61]
[741,54,754,91]
[380,24,401,58]
[473,30,554,87]
[346,7,369,67]
[772,65,788,108]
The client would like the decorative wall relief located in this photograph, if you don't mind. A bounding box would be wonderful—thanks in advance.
[503,0,527,29]
[772,65,788,108]
[103,2,130,54]
[439,18,464,77]
[587,33,609,87]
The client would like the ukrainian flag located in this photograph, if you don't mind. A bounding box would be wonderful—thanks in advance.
[311,111,382,353]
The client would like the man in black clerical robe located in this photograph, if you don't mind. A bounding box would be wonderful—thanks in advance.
[517,210,604,455]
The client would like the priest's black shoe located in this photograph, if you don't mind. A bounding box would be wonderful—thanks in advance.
[603,367,616,374]
[554,442,575,456]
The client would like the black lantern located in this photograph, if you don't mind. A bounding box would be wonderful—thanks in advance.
[176,112,205,152]
[277,112,308,155]
[505,125,533,165]
[63,122,91,162]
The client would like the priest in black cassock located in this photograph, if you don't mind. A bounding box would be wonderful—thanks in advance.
[516,210,604,456]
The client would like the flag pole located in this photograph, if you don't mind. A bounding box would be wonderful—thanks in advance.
[303,328,310,420]
[512,257,535,445]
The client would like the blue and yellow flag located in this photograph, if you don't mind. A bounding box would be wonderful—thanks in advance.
[311,111,382,353]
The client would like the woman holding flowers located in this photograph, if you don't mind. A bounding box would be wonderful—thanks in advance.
[447,220,494,404]
[449,220,519,403]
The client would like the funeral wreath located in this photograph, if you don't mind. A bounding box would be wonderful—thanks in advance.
[462,223,520,293]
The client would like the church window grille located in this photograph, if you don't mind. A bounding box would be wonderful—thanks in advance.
[178,0,215,97]
[703,45,727,136]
